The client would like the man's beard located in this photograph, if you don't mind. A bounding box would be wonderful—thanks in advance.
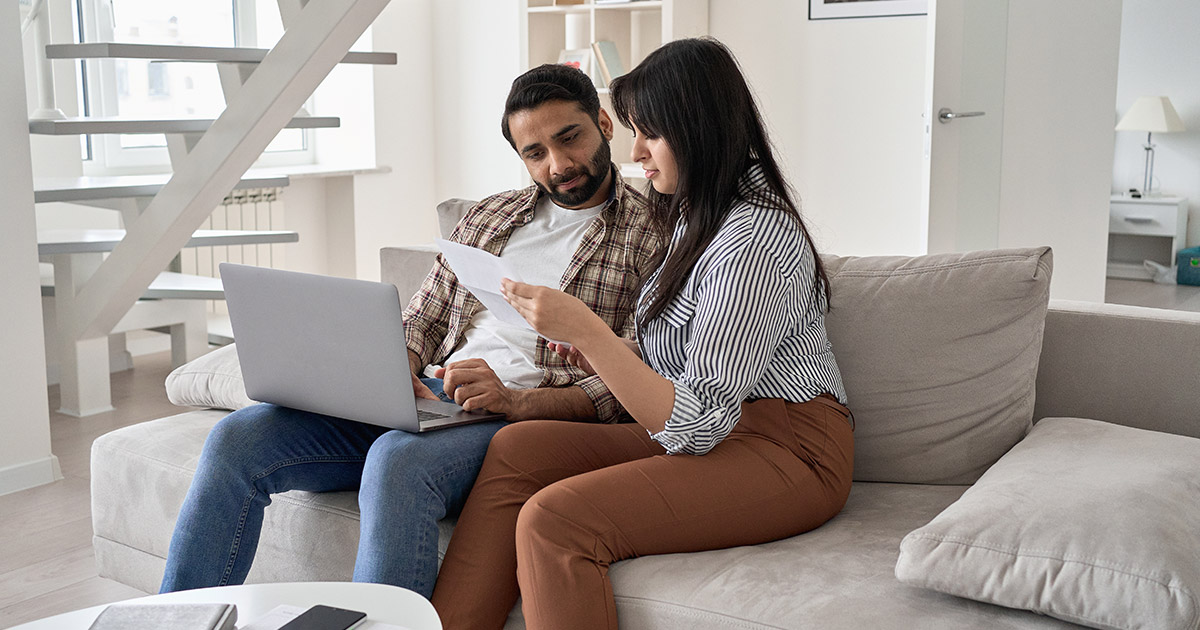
[538,139,612,208]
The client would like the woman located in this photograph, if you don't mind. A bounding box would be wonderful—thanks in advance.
[430,38,853,630]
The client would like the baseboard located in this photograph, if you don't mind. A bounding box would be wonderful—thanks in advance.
[0,454,64,496]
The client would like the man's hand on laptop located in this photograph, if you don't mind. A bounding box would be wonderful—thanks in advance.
[411,372,439,401]
[435,359,521,418]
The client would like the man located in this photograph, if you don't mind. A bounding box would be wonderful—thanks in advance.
[159,64,659,600]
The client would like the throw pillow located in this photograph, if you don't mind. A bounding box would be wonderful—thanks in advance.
[823,247,1053,484]
[164,344,256,411]
[895,417,1200,630]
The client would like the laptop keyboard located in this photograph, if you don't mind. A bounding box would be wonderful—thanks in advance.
[417,409,451,422]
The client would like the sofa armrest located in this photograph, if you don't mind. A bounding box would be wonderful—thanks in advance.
[381,245,438,307]
[1034,299,1200,439]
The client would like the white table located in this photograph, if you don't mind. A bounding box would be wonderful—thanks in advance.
[8,582,441,630]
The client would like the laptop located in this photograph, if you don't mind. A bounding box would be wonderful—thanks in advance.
[219,263,505,431]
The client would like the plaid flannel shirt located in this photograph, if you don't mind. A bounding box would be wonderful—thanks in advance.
[403,168,660,423]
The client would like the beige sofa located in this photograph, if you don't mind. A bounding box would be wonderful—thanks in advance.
[91,241,1200,630]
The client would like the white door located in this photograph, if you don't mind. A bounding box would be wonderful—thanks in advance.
[921,0,1009,254]
[922,0,1124,302]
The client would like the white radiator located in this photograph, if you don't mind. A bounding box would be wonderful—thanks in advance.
[180,187,286,315]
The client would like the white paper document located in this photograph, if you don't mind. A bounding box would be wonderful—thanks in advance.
[435,239,534,331]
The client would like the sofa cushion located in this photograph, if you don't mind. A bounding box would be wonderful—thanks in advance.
[823,247,1053,484]
[437,198,476,239]
[164,344,255,411]
[90,410,421,592]
[93,410,1082,628]
[895,417,1200,630]
[609,482,1080,630]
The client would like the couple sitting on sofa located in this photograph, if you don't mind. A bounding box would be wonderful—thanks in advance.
[161,38,853,630]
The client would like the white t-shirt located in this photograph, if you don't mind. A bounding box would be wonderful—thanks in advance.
[433,195,605,389]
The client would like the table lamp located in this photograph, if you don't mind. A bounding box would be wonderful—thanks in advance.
[1115,96,1187,196]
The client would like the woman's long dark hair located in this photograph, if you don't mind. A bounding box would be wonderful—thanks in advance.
[609,38,831,328]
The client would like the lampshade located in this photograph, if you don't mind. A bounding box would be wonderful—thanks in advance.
[1116,96,1187,133]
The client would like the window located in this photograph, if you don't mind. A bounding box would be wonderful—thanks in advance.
[76,0,313,173]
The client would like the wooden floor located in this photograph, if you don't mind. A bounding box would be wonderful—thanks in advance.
[1105,277,1200,312]
[0,279,1195,627]
[0,350,183,629]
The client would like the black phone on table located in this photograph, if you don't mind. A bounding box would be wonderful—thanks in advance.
[278,604,367,630]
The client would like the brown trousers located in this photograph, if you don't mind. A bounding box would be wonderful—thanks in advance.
[430,396,854,630]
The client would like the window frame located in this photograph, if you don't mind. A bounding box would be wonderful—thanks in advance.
[77,0,317,175]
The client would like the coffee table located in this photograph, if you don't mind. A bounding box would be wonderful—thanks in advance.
[7,582,441,630]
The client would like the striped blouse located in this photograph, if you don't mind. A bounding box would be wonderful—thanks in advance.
[638,164,847,456]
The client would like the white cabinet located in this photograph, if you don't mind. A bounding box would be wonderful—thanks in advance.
[1106,195,1189,280]
[520,0,708,179]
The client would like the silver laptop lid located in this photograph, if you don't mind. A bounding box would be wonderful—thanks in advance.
[219,263,419,429]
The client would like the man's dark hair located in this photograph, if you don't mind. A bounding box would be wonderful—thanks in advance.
[501,64,602,151]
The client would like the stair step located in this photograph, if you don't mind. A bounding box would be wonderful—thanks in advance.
[30,116,340,135]
[34,173,288,203]
[207,312,235,345]
[46,42,397,65]
[38,228,299,255]
[41,265,225,300]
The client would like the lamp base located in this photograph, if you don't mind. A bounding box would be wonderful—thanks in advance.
[1141,132,1156,195]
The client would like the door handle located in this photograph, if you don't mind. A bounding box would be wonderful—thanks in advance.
[1123,216,1155,224]
[937,108,986,123]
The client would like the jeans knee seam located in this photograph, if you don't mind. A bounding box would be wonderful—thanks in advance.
[217,456,365,585]
[249,455,367,483]
[429,459,485,486]
[219,488,259,586]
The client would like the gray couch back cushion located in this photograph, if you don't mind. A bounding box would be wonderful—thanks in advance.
[823,247,1053,484]
[437,198,476,239]
[1034,300,1200,440]
[433,197,1052,485]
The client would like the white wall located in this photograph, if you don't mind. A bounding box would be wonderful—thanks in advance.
[404,1,931,257]
[1,1,61,496]
[716,2,1053,266]
[295,0,517,280]
[994,0,1122,302]
[708,0,1124,308]
[1113,0,1200,247]
[345,0,440,279]
[710,1,929,256]
[431,0,525,204]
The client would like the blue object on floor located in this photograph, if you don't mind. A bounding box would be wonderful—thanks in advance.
[1177,246,1200,286]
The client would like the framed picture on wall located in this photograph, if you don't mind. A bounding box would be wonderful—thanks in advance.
[809,0,927,20]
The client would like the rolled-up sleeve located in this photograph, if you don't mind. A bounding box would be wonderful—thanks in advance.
[574,374,625,423]
[649,246,808,455]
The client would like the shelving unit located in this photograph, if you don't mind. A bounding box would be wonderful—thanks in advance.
[520,0,708,178]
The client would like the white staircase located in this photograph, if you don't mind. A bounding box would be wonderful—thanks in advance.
[45,42,398,65]
[33,172,290,204]
[29,115,340,135]
[29,0,397,416]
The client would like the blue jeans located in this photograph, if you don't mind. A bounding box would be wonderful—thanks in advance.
[160,378,505,599]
